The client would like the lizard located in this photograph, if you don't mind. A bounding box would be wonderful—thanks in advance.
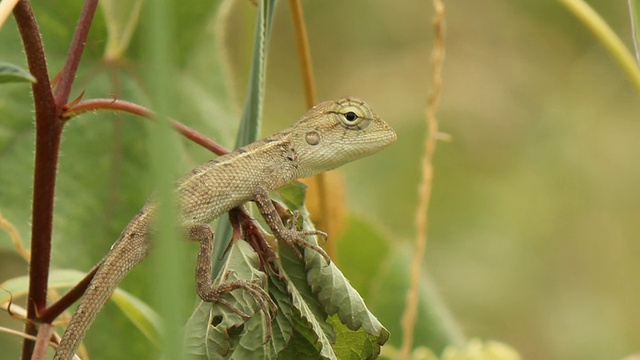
[53,96,397,359]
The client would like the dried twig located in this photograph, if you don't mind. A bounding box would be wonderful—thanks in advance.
[399,0,446,358]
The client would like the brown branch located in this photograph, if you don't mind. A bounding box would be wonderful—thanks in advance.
[13,1,62,358]
[171,121,230,156]
[38,265,100,324]
[53,0,99,108]
[63,97,152,118]
[64,98,230,156]
[400,0,446,358]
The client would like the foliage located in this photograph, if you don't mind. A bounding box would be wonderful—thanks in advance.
[0,62,35,84]
[2,1,640,360]
[0,0,394,359]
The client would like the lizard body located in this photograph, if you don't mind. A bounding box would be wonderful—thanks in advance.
[53,97,396,359]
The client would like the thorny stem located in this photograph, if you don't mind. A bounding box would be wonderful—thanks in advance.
[171,121,229,154]
[53,0,99,107]
[13,1,100,357]
[12,1,61,358]
[64,98,231,156]
[399,0,445,358]
[9,0,224,358]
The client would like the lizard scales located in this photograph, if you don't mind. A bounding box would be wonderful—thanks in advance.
[54,97,396,359]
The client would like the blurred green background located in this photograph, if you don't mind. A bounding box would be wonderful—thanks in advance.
[1,0,640,359]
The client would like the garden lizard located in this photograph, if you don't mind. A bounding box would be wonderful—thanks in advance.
[53,97,397,359]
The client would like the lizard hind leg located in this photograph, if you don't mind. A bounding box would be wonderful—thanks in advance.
[190,224,277,341]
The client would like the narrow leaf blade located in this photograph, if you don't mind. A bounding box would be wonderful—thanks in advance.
[0,62,36,84]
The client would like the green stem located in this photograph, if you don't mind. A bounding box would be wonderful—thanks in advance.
[559,0,640,93]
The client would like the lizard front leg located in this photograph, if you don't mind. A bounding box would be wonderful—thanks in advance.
[189,224,277,338]
[252,187,331,265]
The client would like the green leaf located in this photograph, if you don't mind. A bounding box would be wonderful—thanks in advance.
[0,58,156,359]
[234,0,277,147]
[337,215,465,353]
[185,204,389,359]
[1,270,87,302]
[184,240,273,359]
[111,288,162,345]
[303,217,390,347]
[276,181,308,210]
[277,241,337,359]
[1,1,388,358]
[330,315,383,360]
[0,269,161,345]
[0,62,36,84]
[212,0,277,278]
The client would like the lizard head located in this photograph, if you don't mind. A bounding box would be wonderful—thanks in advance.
[290,97,397,177]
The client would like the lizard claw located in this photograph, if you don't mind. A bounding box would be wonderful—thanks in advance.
[280,228,331,265]
[254,192,331,266]
[281,211,331,265]
[201,276,277,341]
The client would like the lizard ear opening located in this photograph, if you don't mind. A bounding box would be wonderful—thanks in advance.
[305,130,321,145]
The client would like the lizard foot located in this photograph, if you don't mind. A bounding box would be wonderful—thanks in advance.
[192,223,276,340]
[279,226,331,265]
[253,190,331,265]
[200,275,277,341]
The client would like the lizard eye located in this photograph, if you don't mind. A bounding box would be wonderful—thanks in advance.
[343,112,358,122]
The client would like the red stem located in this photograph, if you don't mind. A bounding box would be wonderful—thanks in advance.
[13,1,62,358]
[12,1,223,356]
[65,98,230,156]
[53,0,99,108]
[171,120,230,156]
[39,265,100,324]
[38,96,229,341]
